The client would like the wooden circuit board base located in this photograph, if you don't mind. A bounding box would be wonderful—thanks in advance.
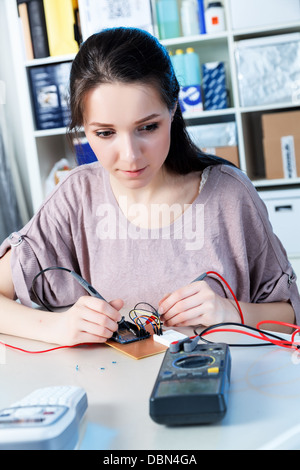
[106,335,168,360]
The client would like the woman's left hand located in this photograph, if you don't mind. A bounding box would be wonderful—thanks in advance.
[158,280,241,327]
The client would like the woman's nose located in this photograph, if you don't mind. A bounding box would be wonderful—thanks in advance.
[119,134,140,163]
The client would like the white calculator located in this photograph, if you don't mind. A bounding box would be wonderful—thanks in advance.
[0,386,88,450]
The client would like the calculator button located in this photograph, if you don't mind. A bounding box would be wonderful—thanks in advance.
[15,407,43,418]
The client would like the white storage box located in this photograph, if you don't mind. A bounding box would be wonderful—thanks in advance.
[235,33,300,107]
[187,122,237,148]
[229,0,300,30]
[259,189,300,256]
[78,0,154,41]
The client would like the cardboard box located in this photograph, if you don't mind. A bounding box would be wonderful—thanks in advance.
[203,146,240,168]
[229,0,300,30]
[262,111,300,179]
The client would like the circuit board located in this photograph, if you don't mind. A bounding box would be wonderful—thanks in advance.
[111,327,150,344]
[106,335,167,360]
[110,317,151,344]
[107,311,167,359]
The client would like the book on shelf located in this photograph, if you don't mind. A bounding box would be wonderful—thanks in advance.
[17,0,80,59]
[78,0,154,42]
[17,1,34,60]
[19,0,50,59]
[29,62,72,130]
[43,0,79,56]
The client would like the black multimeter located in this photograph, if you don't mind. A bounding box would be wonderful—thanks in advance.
[149,342,231,425]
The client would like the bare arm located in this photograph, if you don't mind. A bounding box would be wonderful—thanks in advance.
[0,250,123,345]
[229,299,295,333]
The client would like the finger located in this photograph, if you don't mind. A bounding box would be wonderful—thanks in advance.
[81,297,124,333]
[73,329,110,344]
[161,292,204,322]
[158,293,171,306]
[79,317,118,339]
[81,309,119,334]
[159,282,205,317]
[78,296,123,322]
[163,303,208,327]
[109,298,124,314]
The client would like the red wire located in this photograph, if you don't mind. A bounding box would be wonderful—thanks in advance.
[1,271,299,353]
[202,327,267,343]
[206,271,245,324]
[197,273,300,351]
[202,327,298,350]
[256,320,300,350]
[0,341,88,354]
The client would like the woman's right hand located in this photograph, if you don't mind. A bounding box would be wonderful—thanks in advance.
[56,296,124,346]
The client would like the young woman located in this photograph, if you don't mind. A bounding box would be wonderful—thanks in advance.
[0,27,299,346]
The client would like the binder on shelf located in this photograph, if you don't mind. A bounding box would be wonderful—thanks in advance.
[29,62,72,130]
[202,62,228,111]
[26,0,50,58]
[78,0,154,42]
[43,0,79,56]
[74,137,97,165]
[17,1,34,60]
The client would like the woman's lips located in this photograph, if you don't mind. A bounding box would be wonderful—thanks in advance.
[118,166,147,177]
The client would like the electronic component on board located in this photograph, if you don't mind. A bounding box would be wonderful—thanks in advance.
[111,303,162,345]
[111,317,150,344]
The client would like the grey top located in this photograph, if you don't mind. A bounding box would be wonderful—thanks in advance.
[1,162,299,323]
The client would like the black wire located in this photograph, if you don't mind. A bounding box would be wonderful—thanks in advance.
[129,306,158,327]
[31,266,74,312]
[194,322,292,348]
[32,268,293,348]
[128,309,147,331]
[32,267,161,332]
[128,302,161,334]
[134,302,158,314]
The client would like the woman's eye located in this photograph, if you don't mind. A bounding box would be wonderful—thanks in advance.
[139,123,159,133]
[95,130,114,138]
[94,123,159,138]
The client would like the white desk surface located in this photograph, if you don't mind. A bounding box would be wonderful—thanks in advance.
[1,327,300,451]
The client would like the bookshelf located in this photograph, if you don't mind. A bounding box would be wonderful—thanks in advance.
[1,0,300,221]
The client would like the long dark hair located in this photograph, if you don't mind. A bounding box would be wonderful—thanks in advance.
[68,27,233,174]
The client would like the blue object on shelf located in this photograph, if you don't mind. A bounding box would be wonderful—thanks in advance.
[197,0,206,34]
[156,0,180,39]
[74,138,97,165]
[29,63,72,131]
[172,49,187,87]
[202,62,228,110]
[179,85,203,115]
[184,47,201,86]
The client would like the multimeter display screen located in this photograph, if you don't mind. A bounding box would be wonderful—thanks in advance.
[156,378,219,397]
[174,355,214,369]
